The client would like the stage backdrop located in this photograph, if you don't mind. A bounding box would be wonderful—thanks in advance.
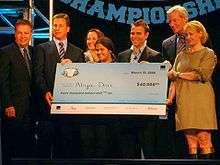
[1,0,220,56]
[33,0,220,55]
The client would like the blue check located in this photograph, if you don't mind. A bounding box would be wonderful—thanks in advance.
[51,63,169,115]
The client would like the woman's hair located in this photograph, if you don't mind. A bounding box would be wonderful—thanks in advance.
[184,20,208,44]
[85,28,104,50]
[87,28,104,39]
[95,36,116,62]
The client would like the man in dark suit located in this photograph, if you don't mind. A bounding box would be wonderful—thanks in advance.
[160,5,189,159]
[162,5,189,65]
[0,19,35,163]
[118,19,162,158]
[34,13,84,158]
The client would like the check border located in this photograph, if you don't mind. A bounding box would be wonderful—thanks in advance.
[51,104,166,115]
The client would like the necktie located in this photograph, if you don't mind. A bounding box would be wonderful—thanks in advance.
[130,49,140,63]
[23,48,31,77]
[176,35,186,54]
[59,42,65,59]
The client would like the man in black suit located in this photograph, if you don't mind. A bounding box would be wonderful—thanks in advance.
[0,19,35,163]
[34,13,84,158]
[162,5,189,65]
[118,20,161,63]
[160,5,189,159]
[118,19,162,158]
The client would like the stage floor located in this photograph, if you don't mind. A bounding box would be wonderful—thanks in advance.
[11,158,220,165]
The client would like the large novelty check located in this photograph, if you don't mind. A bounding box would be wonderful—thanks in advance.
[51,63,168,115]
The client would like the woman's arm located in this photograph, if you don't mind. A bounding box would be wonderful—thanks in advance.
[177,71,200,81]
[166,81,176,105]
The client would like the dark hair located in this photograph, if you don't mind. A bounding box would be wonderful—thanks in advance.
[131,19,149,33]
[95,36,116,62]
[15,19,33,31]
[53,13,70,26]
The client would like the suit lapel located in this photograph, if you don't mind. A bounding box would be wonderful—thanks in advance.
[51,40,61,62]
[65,43,72,59]
[126,50,133,62]
[168,34,178,64]
[139,46,149,62]
[170,34,177,56]
[13,43,31,79]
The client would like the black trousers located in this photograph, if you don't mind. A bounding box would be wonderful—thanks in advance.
[2,117,35,164]
[53,116,81,158]
[80,116,120,158]
[116,116,157,158]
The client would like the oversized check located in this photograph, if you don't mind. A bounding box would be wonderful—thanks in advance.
[51,63,168,115]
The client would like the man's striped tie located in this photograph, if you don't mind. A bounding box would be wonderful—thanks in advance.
[23,48,31,77]
[177,35,186,54]
[59,42,65,59]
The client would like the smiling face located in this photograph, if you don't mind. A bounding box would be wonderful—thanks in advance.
[52,18,70,40]
[168,10,187,34]
[185,26,202,47]
[130,25,148,49]
[86,31,99,50]
[15,24,32,48]
[96,43,112,63]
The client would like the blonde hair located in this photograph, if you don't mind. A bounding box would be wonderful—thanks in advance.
[167,5,188,20]
[53,13,70,26]
[184,20,208,44]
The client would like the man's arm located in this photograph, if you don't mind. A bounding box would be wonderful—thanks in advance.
[33,45,53,106]
[33,45,50,95]
[0,49,13,108]
[0,48,16,117]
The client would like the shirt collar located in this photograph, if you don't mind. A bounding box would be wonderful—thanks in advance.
[19,47,31,60]
[176,33,185,42]
[19,47,29,54]
[53,37,68,51]
[129,41,147,63]
[130,41,146,54]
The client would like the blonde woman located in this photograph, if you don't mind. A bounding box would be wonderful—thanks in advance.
[167,20,217,159]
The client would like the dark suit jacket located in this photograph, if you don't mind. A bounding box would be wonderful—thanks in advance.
[34,40,84,96]
[118,45,162,63]
[0,43,33,119]
[162,34,177,65]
